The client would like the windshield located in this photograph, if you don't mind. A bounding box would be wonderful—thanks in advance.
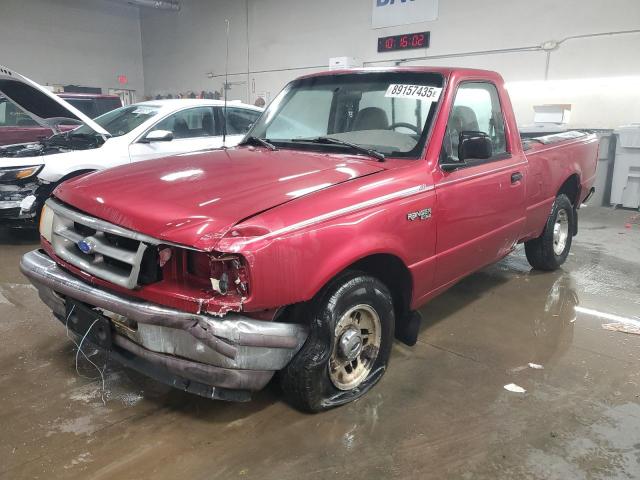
[248,71,444,159]
[73,104,160,137]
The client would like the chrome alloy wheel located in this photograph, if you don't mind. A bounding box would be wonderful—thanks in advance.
[329,304,382,390]
[553,208,570,255]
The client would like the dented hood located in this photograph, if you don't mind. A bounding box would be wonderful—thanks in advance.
[0,64,109,136]
[54,147,385,249]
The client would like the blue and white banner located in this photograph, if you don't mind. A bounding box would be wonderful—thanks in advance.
[372,0,438,29]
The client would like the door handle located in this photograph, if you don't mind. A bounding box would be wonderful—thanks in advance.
[511,172,523,183]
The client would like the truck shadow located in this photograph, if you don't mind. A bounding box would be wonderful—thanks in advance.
[120,365,282,421]
[418,254,577,332]
[416,258,579,367]
[418,268,513,331]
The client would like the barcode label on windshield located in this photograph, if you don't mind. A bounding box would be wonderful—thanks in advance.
[385,84,442,101]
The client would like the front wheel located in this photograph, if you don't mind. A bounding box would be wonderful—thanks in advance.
[525,194,574,271]
[280,272,395,412]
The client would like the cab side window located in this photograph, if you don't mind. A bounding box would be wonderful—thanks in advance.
[66,99,97,118]
[154,107,216,139]
[223,108,261,135]
[0,100,7,126]
[443,82,507,162]
[95,98,123,117]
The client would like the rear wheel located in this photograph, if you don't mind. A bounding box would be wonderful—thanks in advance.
[280,272,394,412]
[525,194,574,271]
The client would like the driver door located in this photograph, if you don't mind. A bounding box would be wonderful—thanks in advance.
[128,106,219,163]
[433,81,526,288]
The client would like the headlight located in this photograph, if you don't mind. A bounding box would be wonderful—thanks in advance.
[39,203,54,243]
[0,165,42,182]
[187,251,249,297]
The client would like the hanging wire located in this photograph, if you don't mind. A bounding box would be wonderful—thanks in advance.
[65,305,107,405]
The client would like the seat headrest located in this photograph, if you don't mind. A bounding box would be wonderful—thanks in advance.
[352,107,389,131]
[202,113,213,135]
[451,106,479,132]
[173,118,189,137]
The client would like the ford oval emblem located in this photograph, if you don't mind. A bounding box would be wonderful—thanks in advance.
[77,239,95,254]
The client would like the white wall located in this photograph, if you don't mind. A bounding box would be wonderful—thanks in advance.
[0,0,638,127]
[0,0,144,95]
[141,0,640,128]
[141,0,248,99]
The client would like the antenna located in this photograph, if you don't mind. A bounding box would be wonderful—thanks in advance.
[222,18,230,146]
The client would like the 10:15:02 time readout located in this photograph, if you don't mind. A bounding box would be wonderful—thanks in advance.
[377,32,430,52]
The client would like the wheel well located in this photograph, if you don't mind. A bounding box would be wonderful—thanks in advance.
[349,253,413,326]
[277,254,415,344]
[557,174,581,236]
[57,169,97,184]
[558,174,580,206]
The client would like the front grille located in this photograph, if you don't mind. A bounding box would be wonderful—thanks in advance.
[47,199,162,289]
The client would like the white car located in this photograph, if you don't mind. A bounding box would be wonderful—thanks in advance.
[0,64,262,226]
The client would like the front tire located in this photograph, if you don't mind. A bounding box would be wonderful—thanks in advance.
[525,194,574,271]
[280,272,395,412]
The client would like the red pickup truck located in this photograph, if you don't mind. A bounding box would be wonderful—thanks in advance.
[0,93,121,146]
[21,67,597,411]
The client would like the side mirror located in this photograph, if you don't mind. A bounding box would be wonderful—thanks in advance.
[142,129,173,143]
[458,131,492,161]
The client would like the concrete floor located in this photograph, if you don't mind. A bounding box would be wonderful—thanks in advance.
[0,206,639,480]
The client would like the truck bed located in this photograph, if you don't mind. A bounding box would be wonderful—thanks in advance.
[520,130,599,242]
[520,130,590,150]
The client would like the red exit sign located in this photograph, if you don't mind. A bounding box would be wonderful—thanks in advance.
[378,31,430,53]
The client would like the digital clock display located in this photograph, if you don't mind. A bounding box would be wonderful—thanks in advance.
[378,32,430,53]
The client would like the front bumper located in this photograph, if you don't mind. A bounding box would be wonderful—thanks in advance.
[20,249,309,400]
[0,182,38,223]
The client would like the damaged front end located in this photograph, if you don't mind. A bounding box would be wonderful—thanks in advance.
[0,130,103,159]
[21,198,308,401]
[38,198,251,315]
[0,134,106,226]
[184,250,250,309]
[0,165,42,223]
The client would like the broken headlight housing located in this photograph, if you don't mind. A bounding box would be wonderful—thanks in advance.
[187,251,249,297]
[0,165,43,182]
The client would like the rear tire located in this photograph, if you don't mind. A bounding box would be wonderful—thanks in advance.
[280,272,394,413]
[525,194,574,271]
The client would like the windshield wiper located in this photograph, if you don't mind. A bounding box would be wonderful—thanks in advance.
[292,137,385,162]
[239,136,277,151]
